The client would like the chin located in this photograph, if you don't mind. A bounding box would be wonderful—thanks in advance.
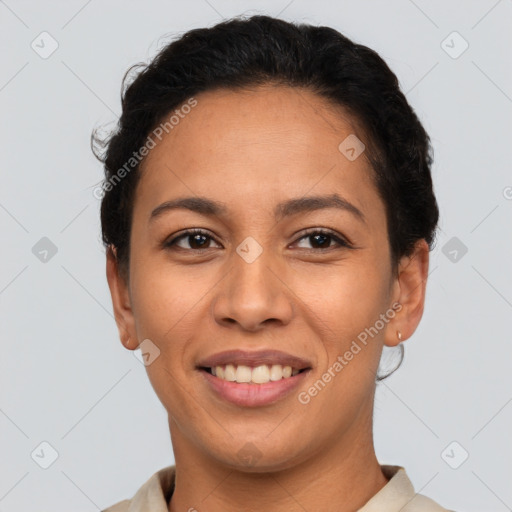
[208,435,310,474]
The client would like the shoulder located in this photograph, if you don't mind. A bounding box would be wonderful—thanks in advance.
[102,499,131,512]
[101,465,176,512]
[401,493,456,511]
[359,465,455,512]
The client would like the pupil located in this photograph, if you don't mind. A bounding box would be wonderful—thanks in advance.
[312,234,329,248]
[191,234,207,248]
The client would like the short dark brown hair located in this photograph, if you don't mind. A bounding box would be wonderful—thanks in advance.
[92,14,439,281]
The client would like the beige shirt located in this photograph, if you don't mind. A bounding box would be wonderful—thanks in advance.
[102,465,454,512]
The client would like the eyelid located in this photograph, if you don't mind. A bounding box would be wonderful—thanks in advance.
[163,228,221,250]
[163,227,352,251]
[291,227,352,249]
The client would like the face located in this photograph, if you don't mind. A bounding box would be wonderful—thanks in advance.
[107,85,428,472]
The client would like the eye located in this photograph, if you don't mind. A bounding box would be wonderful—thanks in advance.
[163,228,352,252]
[164,229,221,250]
[292,229,351,250]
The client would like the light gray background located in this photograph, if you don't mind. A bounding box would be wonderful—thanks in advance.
[1,1,511,510]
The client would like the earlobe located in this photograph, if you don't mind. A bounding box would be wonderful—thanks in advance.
[385,239,430,347]
[106,246,138,350]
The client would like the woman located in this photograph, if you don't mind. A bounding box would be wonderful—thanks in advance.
[94,14,453,512]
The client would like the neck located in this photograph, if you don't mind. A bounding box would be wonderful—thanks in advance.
[167,415,388,512]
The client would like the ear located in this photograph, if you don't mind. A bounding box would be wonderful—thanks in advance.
[384,239,430,347]
[106,246,138,350]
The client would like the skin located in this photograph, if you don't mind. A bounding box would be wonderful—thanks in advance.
[106,84,430,512]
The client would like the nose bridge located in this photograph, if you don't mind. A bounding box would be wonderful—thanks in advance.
[233,240,273,299]
[212,236,293,330]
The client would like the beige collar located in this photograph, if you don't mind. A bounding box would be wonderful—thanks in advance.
[103,464,450,512]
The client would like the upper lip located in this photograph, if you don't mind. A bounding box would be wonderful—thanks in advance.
[197,349,312,370]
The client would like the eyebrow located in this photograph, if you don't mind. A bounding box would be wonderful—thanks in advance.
[149,193,366,224]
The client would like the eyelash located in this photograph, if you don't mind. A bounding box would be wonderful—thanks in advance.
[163,228,352,252]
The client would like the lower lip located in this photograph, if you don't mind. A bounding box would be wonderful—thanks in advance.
[200,369,310,407]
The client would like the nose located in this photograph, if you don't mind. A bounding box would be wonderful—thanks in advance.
[211,246,294,332]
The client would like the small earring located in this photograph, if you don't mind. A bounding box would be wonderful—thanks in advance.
[397,331,402,342]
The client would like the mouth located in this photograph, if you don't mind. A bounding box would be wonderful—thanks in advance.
[200,364,308,384]
[197,349,312,383]
[197,350,312,407]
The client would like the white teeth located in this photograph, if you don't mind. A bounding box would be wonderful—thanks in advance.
[235,365,252,383]
[224,364,236,381]
[251,365,270,384]
[269,364,283,381]
[210,363,302,384]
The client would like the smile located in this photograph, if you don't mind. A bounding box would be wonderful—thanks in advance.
[197,349,312,406]
[205,364,304,384]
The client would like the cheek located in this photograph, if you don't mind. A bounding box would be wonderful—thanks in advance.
[129,267,203,417]
[130,258,207,340]
[302,257,390,338]
[300,261,392,402]
[298,263,389,411]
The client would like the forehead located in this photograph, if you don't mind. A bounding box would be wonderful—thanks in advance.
[150,85,363,163]
[135,85,382,223]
